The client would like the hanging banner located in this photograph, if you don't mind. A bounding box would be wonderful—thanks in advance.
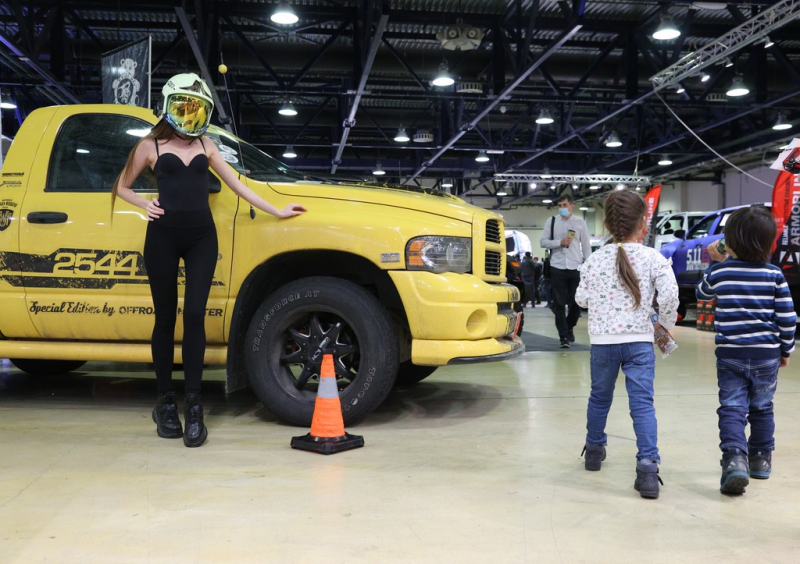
[642,184,662,247]
[771,171,800,286]
[101,37,151,108]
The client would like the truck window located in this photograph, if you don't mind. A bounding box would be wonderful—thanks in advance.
[687,214,717,239]
[658,214,683,235]
[47,114,157,193]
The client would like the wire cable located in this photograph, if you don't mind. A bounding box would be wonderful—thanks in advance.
[654,89,772,187]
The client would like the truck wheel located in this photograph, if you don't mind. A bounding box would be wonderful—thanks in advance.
[8,359,87,377]
[394,361,438,387]
[245,276,398,427]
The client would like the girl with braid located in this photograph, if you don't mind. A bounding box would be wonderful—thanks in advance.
[575,190,679,499]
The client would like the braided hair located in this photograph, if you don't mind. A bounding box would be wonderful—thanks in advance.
[604,190,646,309]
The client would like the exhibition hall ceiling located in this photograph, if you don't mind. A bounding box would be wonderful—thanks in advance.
[0,1,798,205]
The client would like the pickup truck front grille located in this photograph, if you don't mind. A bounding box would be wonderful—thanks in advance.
[485,250,502,276]
[485,219,501,243]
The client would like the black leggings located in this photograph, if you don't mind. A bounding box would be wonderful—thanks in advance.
[144,221,218,395]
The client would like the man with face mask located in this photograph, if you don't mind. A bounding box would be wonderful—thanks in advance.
[540,193,592,348]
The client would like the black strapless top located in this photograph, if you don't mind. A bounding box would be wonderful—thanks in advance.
[152,139,214,228]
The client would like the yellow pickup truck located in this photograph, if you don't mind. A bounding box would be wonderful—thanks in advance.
[0,104,523,425]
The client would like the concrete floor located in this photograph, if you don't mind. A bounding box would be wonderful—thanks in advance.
[1,307,799,563]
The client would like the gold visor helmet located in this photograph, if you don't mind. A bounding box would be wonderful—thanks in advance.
[161,73,214,137]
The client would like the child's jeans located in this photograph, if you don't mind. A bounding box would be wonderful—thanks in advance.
[717,357,779,453]
[586,342,659,462]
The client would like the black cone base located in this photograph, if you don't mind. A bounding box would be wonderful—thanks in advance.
[290,432,365,455]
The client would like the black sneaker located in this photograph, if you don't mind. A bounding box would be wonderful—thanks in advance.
[581,442,606,471]
[152,392,182,439]
[720,448,749,494]
[634,459,663,499]
[568,329,575,343]
[748,449,772,480]
[183,393,208,448]
[560,338,570,349]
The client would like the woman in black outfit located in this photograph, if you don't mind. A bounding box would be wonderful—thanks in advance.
[111,73,306,447]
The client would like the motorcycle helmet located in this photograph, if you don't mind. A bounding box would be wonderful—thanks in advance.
[161,73,214,137]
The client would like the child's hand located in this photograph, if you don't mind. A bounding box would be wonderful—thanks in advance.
[707,243,728,263]
[780,357,790,368]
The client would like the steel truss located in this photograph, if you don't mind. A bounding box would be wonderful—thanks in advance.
[494,174,651,185]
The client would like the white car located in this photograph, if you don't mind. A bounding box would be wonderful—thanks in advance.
[653,211,711,250]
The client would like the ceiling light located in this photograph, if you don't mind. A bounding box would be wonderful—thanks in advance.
[126,128,152,137]
[550,184,556,190]
[652,16,681,41]
[76,148,90,154]
[282,145,297,158]
[676,85,685,94]
[394,128,410,143]
[496,190,508,197]
[535,109,554,125]
[442,180,454,188]
[773,113,791,131]
[726,76,749,97]
[271,1,299,25]
[475,151,490,162]
[605,132,622,148]
[572,184,578,189]
[700,73,710,82]
[543,199,553,204]
[724,58,734,68]
[372,161,386,175]
[0,98,16,109]
[413,129,433,143]
[579,207,589,211]
[635,185,641,191]
[278,100,297,116]
[764,36,774,48]
[589,185,600,190]
[529,182,537,189]
[615,183,626,190]
[658,155,673,166]
[432,61,455,87]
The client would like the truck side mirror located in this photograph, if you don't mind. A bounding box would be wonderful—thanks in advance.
[674,229,686,239]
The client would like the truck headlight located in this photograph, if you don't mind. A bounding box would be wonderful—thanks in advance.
[406,236,471,273]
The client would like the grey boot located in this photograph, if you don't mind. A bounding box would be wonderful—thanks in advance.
[748,449,772,480]
[581,442,607,471]
[720,448,749,494]
[634,459,663,499]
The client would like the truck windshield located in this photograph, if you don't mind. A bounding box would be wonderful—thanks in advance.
[205,128,304,182]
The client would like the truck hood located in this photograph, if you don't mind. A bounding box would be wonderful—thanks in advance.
[267,179,483,224]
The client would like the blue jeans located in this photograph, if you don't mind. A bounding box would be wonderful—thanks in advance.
[717,357,779,454]
[586,342,659,462]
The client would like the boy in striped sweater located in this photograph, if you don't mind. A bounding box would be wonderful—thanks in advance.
[697,206,796,495]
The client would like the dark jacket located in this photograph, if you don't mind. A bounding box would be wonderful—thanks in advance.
[520,257,536,277]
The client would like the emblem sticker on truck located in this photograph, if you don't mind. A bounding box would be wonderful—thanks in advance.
[0,248,224,289]
[0,199,17,232]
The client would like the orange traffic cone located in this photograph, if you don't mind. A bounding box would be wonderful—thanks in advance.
[291,354,364,454]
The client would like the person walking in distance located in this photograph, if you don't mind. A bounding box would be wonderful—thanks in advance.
[111,73,306,447]
[532,256,543,305]
[697,207,796,495]
[575,190,679,499]
[520,252,536,307]
[540,194,592,348]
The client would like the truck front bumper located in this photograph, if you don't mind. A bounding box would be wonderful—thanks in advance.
[389,271,524,365]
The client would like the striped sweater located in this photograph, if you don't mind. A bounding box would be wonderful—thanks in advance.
[696,259,797,359]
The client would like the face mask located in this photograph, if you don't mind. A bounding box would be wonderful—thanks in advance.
[558,208,570,217]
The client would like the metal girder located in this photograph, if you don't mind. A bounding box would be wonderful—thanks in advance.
[175,7,232,133]
[219,15,285,88]
[0,28,80,104]
[404,23,582,184]
[331,12,389,173]
[649,0,800,90]
[495,174,650,184]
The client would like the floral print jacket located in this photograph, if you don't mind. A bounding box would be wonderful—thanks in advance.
[575,243,679,344]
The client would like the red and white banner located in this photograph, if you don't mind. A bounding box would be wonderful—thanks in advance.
[771,171,800,285]
[642,184,662,247]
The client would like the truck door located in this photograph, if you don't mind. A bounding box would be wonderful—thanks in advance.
[676,213,722,286]
[17,108,235,342]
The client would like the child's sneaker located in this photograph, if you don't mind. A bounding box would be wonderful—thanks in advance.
[581,442,606,471]
[748,449,772,480]
[720,448,749,494]
[633,459,662,499]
